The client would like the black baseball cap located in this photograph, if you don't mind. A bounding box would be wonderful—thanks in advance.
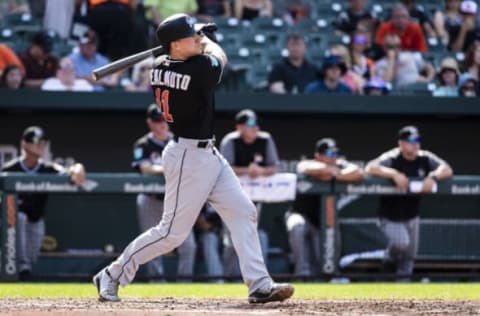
[146,104,165,122]
[315,138,339,154]
[22,126,48,144]
[235,109,257,127]
[398,125,420,141]
[156,13,196,47]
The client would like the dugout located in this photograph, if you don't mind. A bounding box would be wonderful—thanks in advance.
[0,90,480,280]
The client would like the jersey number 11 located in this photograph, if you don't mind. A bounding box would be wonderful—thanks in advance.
[155,88,174,122]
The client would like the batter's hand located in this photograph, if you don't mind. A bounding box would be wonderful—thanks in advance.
[392,172,409,192]
[195,22,218,43]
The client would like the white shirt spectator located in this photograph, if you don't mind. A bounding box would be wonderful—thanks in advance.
[375,51,426,87]
[41,77,94,91]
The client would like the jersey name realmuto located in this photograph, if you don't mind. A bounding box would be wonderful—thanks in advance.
[150,55,222,139]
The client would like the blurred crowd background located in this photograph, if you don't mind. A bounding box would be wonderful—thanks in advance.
[0,0,479,96]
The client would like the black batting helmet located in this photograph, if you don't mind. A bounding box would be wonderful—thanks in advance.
[156,14,196,47]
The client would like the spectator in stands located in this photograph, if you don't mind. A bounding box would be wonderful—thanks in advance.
[461,41,480,81]
[330,44,365,94]
[0,44,25,75]
[194,204,224,282]
[432,57,460,97]
[448,0,480,52]
[363,76,390,96]
[196,0,231,22]
[19,31,59,89]
[357,21,385,61]
[375,3,427,53]
[458,73,478,96]
[287,138,362,277]
[433,0,463,46]
[69,29,119,91]
[41,57,94,91]
[375,34,435,87]
[0,64,25,89]
[334,0,377,35]
[304,55,353,94]
[234,0,273,21]
[350,31,376,80]
[88,0,135,61]
[268,33,317,94]
[124,57,153,92]
[366,126,453,278]
[400,0,436,38]
[275,0,312,25]
[43,0,76,39]
[144,0,198,25]
[1,126,86,279]
[219,109,279,277]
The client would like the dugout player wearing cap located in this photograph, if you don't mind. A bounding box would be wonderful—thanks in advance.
[365,126,453,277]
[1,126,85,278]
[93,13,294,303]
[287,138,363,276]
[133,104,196,281]
[219,109,279,277]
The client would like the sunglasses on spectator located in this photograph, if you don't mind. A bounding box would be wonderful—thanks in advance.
[406,137,421,144]
[324,150,339,158]
[386,44,400,49]
[353,35,368,44]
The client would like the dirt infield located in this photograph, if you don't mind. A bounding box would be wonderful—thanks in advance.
[1,298,480,316]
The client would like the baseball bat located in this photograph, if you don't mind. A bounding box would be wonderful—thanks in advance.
[91,45,165,81]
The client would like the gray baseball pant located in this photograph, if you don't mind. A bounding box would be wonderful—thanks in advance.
[17,212,45,272]
[285,211,321,276]
[107,138,273,294]
[380,216,420,275]
[199,231,223,281]
[137,194,197,279]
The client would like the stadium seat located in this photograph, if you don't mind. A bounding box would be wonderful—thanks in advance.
[0,28,23,54]
[3,12,42,33]
[245,63,271,92]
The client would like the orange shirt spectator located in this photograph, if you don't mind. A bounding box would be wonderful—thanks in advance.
[0,44,25,74]
[375,3,427,53]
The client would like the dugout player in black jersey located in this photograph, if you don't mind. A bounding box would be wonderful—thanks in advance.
[219,109,279,277]
[366,126,453,277]
[94,13,294,304]
[1,126,85,278]
[288,138,363,277]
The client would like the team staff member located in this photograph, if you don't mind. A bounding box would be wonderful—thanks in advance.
[1,126,85,278]
[287,138,362,276]
[219,109,279,277]
[93,14,294,304]
[366,126,453,277]
[133,104,196,281]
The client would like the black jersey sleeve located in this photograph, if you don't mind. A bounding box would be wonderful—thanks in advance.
[189,54,223,87]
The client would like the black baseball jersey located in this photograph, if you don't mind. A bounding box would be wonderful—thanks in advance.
[220,131,280,167]
[293,159,350,228]
[132,132,172,172]
[1,158,64,222]
[150,54,223,139]
[373,148,445,221]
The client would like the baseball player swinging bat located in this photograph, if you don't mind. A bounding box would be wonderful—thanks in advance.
[91,23,218,81]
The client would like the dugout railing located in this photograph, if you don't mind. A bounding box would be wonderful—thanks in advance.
[1,173,480,281]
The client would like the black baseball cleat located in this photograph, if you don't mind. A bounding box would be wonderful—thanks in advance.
[248,283,294,304]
